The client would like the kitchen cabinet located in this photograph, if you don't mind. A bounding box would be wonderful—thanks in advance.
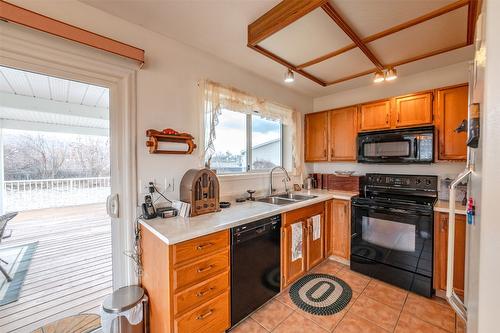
[281,202,325,288]
[306,215,325,270]
[436,85,468,161]
[328,106,357,161]
[141,229,230,333]
[305,111,328,162]
[394,92,433,128]
[434,212,466,299]
[358,100,391,131]
[331,199,350,260]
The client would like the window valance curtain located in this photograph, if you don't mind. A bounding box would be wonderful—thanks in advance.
[201,80,301,172]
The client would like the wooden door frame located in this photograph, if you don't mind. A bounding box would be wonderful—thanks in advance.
[0,22,139,288]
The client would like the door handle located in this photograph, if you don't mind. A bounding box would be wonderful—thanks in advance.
[106,193,119,218]
[196,287,215,297]
[196,310,213,320]
[197,264,214,273]
[196,243,213,251]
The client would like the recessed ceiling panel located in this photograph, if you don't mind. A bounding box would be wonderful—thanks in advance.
[369,7,468,65]
[258,8,352,65]
[306,48,375,83]
[330,0,457,39]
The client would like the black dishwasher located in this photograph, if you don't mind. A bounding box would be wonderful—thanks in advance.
[230,215,281,326]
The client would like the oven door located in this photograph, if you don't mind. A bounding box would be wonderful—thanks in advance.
[351,201,434,296]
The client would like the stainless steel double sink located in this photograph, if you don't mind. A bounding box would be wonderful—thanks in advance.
[256,193,317,205]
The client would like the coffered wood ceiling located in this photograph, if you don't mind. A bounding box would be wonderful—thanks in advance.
[248,0,478,86]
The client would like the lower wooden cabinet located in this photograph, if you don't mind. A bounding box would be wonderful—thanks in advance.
[281,202,325,288]
[330,199,351,260]
[141,228,230,333]
[434,212,466,298]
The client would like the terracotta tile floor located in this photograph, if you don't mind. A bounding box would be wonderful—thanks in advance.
[229,260,464,333]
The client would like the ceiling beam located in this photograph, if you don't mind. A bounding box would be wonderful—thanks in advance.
[0,0,144,64]
[325,42,469,86]
[249,45,326,86]
[321,2,384,70]
[298,0,470,70]
[248,0,328,46]
[467,0,478,44]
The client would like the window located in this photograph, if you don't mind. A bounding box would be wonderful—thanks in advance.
[210,109,282,174]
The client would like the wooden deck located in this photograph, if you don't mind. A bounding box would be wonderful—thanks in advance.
[0,204,111,333]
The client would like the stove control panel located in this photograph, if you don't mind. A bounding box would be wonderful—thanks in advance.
[365,174,438,191]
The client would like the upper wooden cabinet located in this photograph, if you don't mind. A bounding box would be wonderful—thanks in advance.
[436,85,468,161]
[305,84,468,163]
[394,92,433,128]
[305,111,328,162]
[358,100,391,131]
[328,106,357,161]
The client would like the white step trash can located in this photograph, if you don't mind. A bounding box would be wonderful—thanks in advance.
[101,285,149,333]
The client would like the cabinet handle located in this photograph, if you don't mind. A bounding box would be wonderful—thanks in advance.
[196,310,213,320]
[386,112,389,124]
[196,243,213,250]
[441,219,447,232]
[330,148,334,159]
[323,149,327,157]
[197,264,214,273]
[196,287,215,297]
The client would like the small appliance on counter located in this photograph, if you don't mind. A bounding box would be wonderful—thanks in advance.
[180,168,220,216]
[303,176,316,190]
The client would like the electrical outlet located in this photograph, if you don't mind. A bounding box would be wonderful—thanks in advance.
[165,177,175,192]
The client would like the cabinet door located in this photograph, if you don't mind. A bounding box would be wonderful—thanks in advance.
[358,100,391,131]
[328,106,357,161]
[394,93,433,128]
[282,222,306,288]
[306,215,324,271]
[305,112,328,162]
[331,199,350,260]
[437,85,468,160]
[324,200,333,257]
[434,212,466,298]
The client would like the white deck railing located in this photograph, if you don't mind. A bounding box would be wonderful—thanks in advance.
[3,177,111,212]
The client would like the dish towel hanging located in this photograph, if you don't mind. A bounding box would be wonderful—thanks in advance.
[291,222,303,261]
[312,215,321,241]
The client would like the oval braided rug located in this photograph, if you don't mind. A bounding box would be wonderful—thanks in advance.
[289,273,352,316]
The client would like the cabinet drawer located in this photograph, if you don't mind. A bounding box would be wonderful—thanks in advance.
[173,230,229,266]
[174,271,229,316]
[174,250,229,291]
[174,291,230,333]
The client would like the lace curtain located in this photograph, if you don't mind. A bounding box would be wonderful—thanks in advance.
[201,80,301,172]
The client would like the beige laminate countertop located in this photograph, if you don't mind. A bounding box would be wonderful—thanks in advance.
[434,200,467,215]
[139,189,357,245]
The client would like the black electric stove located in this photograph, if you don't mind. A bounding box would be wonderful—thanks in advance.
[351,173,438,297]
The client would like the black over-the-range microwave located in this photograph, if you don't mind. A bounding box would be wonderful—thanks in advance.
[357,126,434,163]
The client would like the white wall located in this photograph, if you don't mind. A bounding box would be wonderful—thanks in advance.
[7,0,312,202]
[308,62,470,180]
[473,0,500,330]
[314,61,470,112]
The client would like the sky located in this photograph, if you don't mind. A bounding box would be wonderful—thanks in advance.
[213,109,280,154]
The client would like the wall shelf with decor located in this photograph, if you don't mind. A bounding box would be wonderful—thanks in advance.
[145,129,197,154]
